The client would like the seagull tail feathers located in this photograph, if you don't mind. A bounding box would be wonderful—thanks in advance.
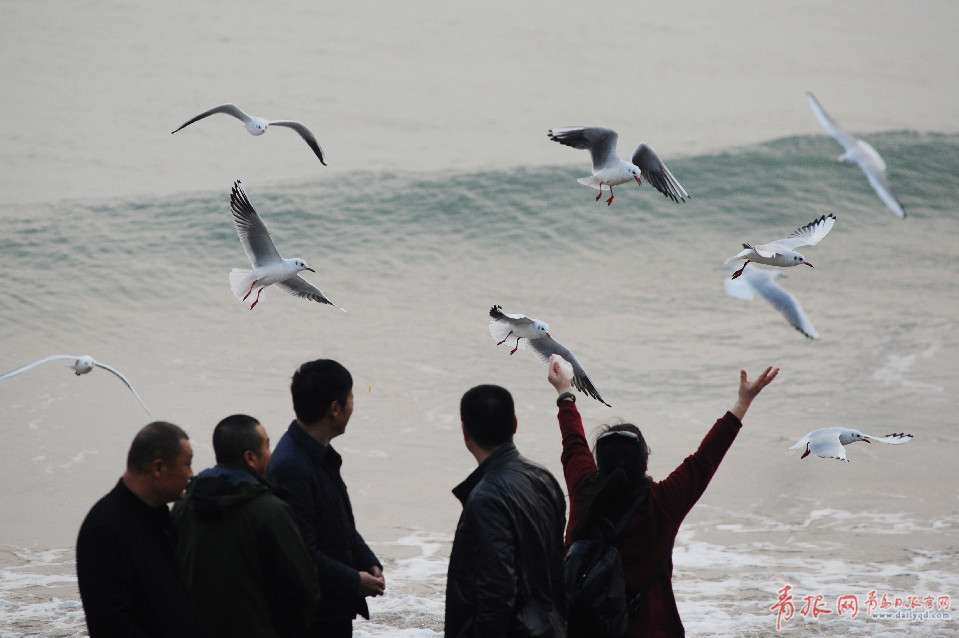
[229,268,256,301]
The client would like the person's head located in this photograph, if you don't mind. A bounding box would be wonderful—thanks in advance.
[125,421,194,504]
[460,384,516,451]
[593,423,650,486]
[212,414,271,476]
[291,359,354,425]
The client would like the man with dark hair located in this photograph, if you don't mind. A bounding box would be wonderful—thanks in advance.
[268,359,384,638]
[172,414,321,638]
[76,421,202,638]
[445,384,567,638]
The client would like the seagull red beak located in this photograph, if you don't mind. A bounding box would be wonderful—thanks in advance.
[634,176,642,186]
[306,267,315,273]
[863,439,871,443]
[804,262,814,268]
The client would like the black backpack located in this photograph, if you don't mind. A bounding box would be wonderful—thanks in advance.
[564,493,661,637]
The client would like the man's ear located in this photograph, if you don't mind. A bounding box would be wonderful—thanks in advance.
[148,458,165,478]
[461,422,469,443]
[513,416,518,435]
[242,449,258,470]
[328,399,341,418]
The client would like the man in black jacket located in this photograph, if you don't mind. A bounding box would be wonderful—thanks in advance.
[268,359,384,638]
[76,421,203,638]
[445,384,567,638]
[172,414,321,638]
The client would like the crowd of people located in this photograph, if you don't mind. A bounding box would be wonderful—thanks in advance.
[75,357,778,638]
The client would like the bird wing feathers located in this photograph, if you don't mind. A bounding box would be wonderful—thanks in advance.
[269,121,327,165]
[171,103,250,134]
[630,143,688,202]
[548,127,620,171]
[230,180,282,268]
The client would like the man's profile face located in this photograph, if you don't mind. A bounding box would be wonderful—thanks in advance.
[159,439,194,502]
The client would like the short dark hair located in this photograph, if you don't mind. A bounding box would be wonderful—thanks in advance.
[126,421,189,473]
[593,423,650,485]
[212,414,263,467]
[460,384,515,449]
[291,359,353,425]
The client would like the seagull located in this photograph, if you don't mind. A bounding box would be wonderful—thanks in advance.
[789,427,913,462]
[547,126,688,205]
[172,104,327,165]
[489,305,610,406]
[229,180,345,311]
[806,92,905,218]
[725,214,836,279]
[723,266,820,339]
[0,355,152,416]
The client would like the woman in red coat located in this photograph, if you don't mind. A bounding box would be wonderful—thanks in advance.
[548,357,778,637]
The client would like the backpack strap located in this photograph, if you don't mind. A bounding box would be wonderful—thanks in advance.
[611,491,648,538]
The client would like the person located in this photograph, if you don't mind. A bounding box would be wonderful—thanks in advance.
[548,356,779,638]
[445,384,568,638]
[172,414,322,638]
[76,421,203,638]
[267,359,384,638]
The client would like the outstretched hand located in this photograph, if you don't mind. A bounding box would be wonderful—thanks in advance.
[730,366,780,422]
[547,354,574,394]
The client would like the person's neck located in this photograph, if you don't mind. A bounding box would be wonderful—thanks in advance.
[121,471,166,508]
[296,419,335,447]
[469,441,507,466]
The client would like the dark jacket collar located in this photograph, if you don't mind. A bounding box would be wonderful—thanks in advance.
[452,441,519,505]
[286,420,341,471]
[115,477,170,514]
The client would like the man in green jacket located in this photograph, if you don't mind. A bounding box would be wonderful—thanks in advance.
[173,414,321,638]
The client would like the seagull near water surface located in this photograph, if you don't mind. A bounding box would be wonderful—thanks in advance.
[723,266,820,340]
[172,104,327,166]
[0,355,152,416]
[229,180,345,311]
[488,305,610,406]
[547,126,688,205]
[789,427,913,463]
[725,214,836,280]
[806,92,905,218]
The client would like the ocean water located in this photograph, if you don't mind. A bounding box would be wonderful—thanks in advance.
[4,0,959,635]
[2,131,958,637]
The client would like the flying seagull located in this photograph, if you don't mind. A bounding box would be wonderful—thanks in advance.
[547,126,688,205]
[488,305,610,406]
[172,103,327,165]
[229,180,345,311]
[806,92,905,218]
[723,266,820,339]
[0,355,152,416]
[725,214,836,279]
[789,427,913,462]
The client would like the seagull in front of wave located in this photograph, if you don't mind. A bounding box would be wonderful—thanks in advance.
[806,92,905,218]
[229,180,345,311]
[547,126,688,206]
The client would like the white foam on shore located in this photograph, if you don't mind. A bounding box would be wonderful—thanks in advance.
[4,516,957,637]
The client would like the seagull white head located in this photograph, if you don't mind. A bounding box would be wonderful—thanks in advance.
[785,250,813,268]
[841,430,870,445]
[291,258,315,273]
[72,356,96,376]
[532,319,550,337]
